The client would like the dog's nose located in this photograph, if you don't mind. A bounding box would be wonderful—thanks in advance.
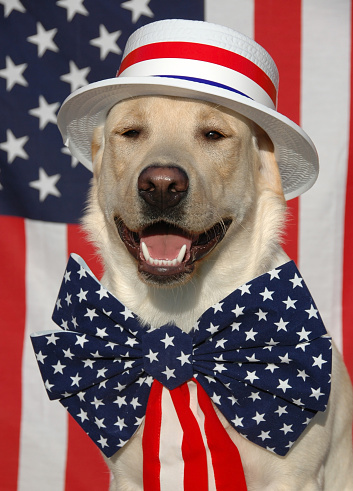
[138,165,189,211]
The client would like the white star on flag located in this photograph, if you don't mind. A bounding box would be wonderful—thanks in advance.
[29,95,59,129]
[238,283,251,295]
[268,268,281,280]
[296,327,312,341]
[0,129,28,163]
[306,305,319,319]
[283,296,297,310]
[84,308,99,321]
[277,379,292,393]
[60,60,90,92]
[90,25,122,60]
[97,435,109,449]
[0,0,25,17]
[0,56,27,91]
[76,288,88,303]
[161,333,175,348]
[120,307,134,320]
[252,412,266,424]
[312,354,327,369]
[245,370,259,384]
[232,304,245,317]
[96,285,109,300]
[121,0,154,23]
[77,409,89,423]
[70,372,82,387]
[46,332,59,345]
[260,287,274,301]
[206,322,219,335]
[259,430,271,441]
[91,397,104,409]
[232,415,244,427]
[162,366,176,380]
[289,273,304,288]
[274,317,289,332]
[212,301,224,313]
[114,416,127,431]
[94,417,106,429]
[75,334,89,348]
[177,351,191,365]
[145,349,159,363]
[27,22,58,57]
[57,0,88,21]
[52,360,66,374]
[35,351,47,364]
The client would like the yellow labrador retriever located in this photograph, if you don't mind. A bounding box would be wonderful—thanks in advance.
[29,18,353,491]
[83,95,353,490]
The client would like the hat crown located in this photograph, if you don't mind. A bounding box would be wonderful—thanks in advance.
[117,19,279,110]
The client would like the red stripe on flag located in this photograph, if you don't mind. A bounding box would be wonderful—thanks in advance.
[0,216,26,491]
[196,382,247,491]
[65,224,109,491]
[171,383,208,491]
[254,1,302,262]
[343,4,353,380]
[143,380,163,491]
[118,41,277,106]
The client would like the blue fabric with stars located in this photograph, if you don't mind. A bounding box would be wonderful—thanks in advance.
[31,253,332,458]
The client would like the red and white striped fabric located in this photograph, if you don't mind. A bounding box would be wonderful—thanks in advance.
[142,380,246,490]
[1,1,352,490]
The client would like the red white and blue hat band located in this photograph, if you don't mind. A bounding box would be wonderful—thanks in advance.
[117,41,277,110]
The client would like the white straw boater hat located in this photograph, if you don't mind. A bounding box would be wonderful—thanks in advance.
[57,19,319,200]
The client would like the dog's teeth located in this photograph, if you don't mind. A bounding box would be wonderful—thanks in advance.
[142,241,187,267]
[141,241,150,262]
[176,244,187,263]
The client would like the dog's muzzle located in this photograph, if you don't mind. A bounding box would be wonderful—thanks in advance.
[115,165,232,284]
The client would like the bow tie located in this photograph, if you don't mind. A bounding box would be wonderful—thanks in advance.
[31,254,331,461]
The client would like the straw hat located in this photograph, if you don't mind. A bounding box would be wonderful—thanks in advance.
[57,19,318,200]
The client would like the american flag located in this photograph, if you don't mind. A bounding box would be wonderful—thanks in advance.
[0,1,352,490]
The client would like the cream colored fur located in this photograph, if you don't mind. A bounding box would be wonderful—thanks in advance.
[83,96,353,490]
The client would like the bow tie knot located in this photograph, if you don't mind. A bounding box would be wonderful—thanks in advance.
[142,325,193,390]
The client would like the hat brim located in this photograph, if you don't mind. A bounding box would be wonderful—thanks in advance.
[57,76,318,200]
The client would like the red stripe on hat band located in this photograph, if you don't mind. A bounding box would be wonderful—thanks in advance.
[118,41,277,106]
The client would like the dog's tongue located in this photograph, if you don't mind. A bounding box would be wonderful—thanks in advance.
[141,229,192,260]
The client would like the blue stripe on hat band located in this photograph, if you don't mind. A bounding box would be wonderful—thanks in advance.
[154,75,253,101]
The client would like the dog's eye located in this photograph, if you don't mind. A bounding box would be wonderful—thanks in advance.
[121,129,140,138]
[204,130,225,140]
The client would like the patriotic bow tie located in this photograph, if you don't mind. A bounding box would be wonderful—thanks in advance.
[31,254,331,465]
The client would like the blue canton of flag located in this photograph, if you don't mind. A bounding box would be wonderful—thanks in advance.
[0,0,204,224]
[31,253,332,458]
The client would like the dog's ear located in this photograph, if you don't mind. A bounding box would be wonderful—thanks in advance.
[91,125,105,176]
[253,125,285,199]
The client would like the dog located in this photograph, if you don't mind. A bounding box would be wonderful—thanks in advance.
[41,18,353,490]
[81,94,353,490]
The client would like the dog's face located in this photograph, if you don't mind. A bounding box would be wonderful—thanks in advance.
[89,96,283,288]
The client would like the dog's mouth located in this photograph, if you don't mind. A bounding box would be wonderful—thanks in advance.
[115,218,232,283]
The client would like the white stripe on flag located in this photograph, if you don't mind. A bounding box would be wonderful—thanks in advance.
[188,382,216,491]
[18,219,68,491]
[205,0,254,38]
[159,387,184,491]
[299,0,351,351]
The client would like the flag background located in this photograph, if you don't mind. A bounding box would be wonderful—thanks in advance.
[0,0,352,489]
